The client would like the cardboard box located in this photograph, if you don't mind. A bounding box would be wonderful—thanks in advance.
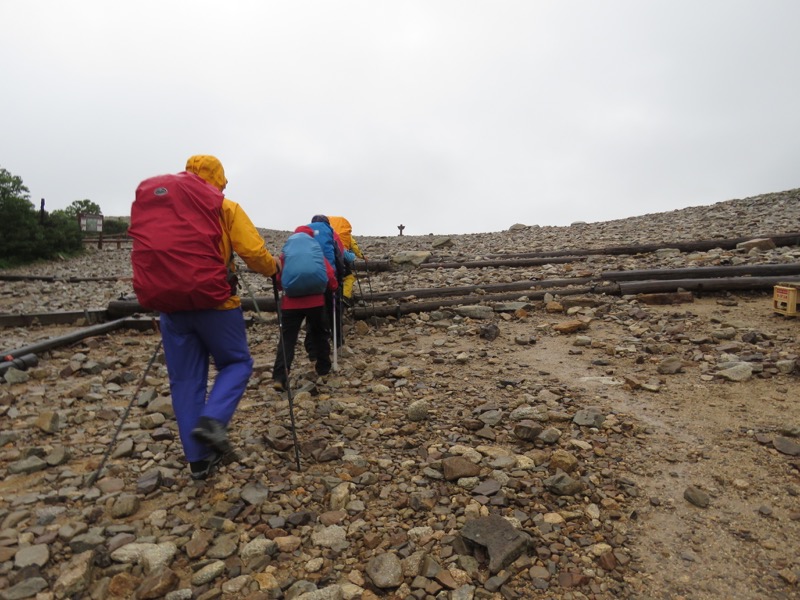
[773,282,800,316]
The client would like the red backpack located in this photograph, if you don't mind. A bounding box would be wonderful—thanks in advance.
[129,171,232,313]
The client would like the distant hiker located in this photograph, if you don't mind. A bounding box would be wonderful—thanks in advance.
[328,215,364,306]
[306,214,346,349]
[129,154,280,481]
[308,214,346,280]
[272,225,339,390]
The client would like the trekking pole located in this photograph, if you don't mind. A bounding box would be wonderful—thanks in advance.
[271,278,302,471]
[85,333,162,487]
[354,269,366,304]
[332,292,339,372]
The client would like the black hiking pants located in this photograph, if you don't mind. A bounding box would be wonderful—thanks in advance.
[303,288,343,359]
[273,305,331,385]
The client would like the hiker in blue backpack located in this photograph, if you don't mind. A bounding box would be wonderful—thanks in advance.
[306,215,346,350]
[272,225,339,390]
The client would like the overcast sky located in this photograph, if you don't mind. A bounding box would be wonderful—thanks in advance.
[3,1,799,236]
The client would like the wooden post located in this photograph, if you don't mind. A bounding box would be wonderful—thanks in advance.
[398,224,405,236]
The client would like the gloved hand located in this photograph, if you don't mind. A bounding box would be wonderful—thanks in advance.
[344,250,356,264]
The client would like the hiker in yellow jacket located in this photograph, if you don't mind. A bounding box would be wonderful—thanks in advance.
[165,155,279,480]
[327,216,364,304]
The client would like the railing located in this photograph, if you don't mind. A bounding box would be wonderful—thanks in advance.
[81,235,132,249]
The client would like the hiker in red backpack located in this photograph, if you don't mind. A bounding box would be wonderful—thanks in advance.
[272,225,339,391]
[130,154,280,481]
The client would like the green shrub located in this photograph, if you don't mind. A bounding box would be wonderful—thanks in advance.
[103,218,129,236]
[0,166,86,265]
[0,195,43,262]
[44,210,83,254]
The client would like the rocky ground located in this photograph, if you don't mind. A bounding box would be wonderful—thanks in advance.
[1,189,800,600]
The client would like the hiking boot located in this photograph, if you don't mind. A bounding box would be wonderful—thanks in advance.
[191,417,232,455]
[315,362,331,376]
[272,379,285,391]
[189,450,224,481]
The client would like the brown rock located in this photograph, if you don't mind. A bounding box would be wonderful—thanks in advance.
[597,551,617,571]
[550,449,578,473]
[558,571,588,588]
[108,572,141,598]
[185,530,214,559]
[137,567,179,599]
[552,320,589,334]
[736,238,776,251]
[545,301,564,313]
[513,420,543,441]
[435,569,459,589]
[35,411,60,433]
[442,456,481,481]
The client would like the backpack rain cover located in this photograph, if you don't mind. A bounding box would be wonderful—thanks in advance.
[280,232,328,297]
[308,221,345,280]
[129,171,230,312]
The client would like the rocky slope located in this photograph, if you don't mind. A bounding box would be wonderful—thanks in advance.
[1,188,799,600]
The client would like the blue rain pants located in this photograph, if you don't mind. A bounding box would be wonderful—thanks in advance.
[159,307,253,463]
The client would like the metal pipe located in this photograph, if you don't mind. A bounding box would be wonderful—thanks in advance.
[107,296,278,319]
[617,276,797,295]
[0,310,108,328]
[1,317,129,359]
[602,263,800,282]
[0,354,39,377]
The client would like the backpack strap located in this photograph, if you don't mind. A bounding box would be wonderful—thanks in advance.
[225,251,238,296]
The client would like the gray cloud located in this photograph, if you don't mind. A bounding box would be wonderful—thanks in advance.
[2,1,799,236]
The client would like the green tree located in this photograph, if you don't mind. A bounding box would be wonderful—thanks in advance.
[0,168,41,262]
[0,166,84,265]
[0,167,30,203]
[64,199,102,218]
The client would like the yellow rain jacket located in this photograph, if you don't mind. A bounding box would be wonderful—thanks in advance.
[185,155,278,309]
[328,215,363,258]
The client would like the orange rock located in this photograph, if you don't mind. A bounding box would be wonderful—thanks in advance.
[552,320,589,333]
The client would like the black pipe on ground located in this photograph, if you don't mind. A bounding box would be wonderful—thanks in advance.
[1,318,130,360]
[0,309,109,328]
[106,296,279,319]
[617,276,796,295]
[601,263,800,282]
[0,354,39,377]
[0,274,128,283]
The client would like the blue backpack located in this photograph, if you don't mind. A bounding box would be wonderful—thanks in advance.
[280,232,328,297]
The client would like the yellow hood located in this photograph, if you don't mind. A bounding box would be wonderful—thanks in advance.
[185,155,228,191]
